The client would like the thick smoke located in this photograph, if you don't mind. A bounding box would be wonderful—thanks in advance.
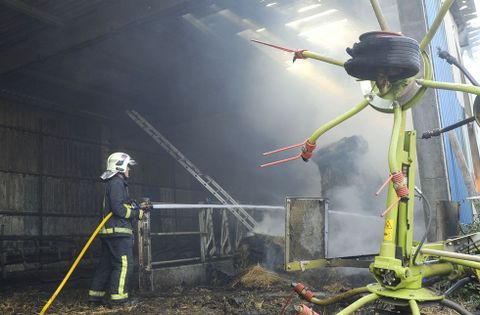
[312,136,385,256]
[313,135,384,214]
[160,0,402,210]
[158,0,404,246]
[253,210,285,236]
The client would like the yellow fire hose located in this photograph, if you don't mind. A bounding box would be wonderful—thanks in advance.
[40,212,113,315]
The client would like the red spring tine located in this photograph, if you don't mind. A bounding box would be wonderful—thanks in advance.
[259,155,301,168]
[262,142,304,156]
[375,174,394,196]
[381,197,401,217]
[250,39,296,53]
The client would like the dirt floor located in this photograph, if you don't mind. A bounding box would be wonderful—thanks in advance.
[1,266,478,315]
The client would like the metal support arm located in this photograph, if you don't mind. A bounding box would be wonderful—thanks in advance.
[416,79,480,96]
[308,99,369,144]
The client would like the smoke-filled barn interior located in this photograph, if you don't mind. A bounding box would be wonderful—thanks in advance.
[1,0,480,314]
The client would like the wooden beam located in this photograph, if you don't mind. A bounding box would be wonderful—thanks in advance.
[0,0,189,75]
[0,0,64,27]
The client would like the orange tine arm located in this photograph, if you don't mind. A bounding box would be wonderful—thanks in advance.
[263,142,305,156]
[381,197,401,217]
[260,155,302,168]
[375,174,394,196]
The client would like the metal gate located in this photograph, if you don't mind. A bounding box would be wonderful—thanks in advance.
[137,206,234,291]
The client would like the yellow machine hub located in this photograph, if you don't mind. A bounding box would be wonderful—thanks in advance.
[367,283,444,301]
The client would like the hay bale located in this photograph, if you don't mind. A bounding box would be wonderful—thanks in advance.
[232,264,285,289]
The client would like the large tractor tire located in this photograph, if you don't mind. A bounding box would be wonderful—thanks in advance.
[344,31,420,82]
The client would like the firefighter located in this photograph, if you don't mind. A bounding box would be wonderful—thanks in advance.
[88,152,150,306]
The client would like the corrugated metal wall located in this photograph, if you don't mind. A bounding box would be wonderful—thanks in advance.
[424,0,473,223]
[0,97,207,273]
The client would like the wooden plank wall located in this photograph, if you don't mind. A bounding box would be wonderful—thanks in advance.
[0,98,206,241]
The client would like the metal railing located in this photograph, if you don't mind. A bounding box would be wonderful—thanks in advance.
[136,203,283,291]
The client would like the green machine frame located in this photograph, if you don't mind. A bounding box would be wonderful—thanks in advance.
[258,0,480,313]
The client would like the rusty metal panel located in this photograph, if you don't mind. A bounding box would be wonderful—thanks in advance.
[42,177,66,213]
[0,129,40,173]
[42,217,97,235]
[42,136,103,178]
[285,197,328,265]
[0,102,40,131]
[0,216,39,235]
[0,173,40,212]
[160,188,175,202]
[42,114,106,143]
[42,177,100,215]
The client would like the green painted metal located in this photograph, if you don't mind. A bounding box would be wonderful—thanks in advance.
[417,79,480,96]
[400,52,433,110]
[370,52,432,113]
[421,262,455,278]
[301,44,478,315]
[310,287,370,306]
[422,248,480,262]
[388,104,402,172]
[370,0,389,31]
[301,51,345,67]
[409,300,421,315]
[336,293,379,315]
[403,130,416,260]
[440,257,480,270]
[308,99,369,144]
[256,0,480,312]
[367,284,444,301]
[419,0,455,51]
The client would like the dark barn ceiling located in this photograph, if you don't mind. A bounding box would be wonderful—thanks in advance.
[0,0,286,125]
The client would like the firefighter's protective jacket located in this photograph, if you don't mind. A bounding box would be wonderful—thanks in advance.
[99,174,143,237]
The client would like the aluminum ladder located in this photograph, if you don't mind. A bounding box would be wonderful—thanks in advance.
[126,110,257,231]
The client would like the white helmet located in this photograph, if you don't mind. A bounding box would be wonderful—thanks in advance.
[100,152,137,180]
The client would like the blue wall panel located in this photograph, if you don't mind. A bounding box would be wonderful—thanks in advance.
[424,0,472,223]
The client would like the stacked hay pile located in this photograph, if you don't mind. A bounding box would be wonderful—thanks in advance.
[232,264,287,289]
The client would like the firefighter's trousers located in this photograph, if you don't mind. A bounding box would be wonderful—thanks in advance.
[89,236,133,302]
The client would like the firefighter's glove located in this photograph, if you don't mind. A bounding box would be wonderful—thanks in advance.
[131,199,152,220]
[139,198,153,212]
[130,200,141,210]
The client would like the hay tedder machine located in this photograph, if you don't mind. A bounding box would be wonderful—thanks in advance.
[256,0,480,314]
